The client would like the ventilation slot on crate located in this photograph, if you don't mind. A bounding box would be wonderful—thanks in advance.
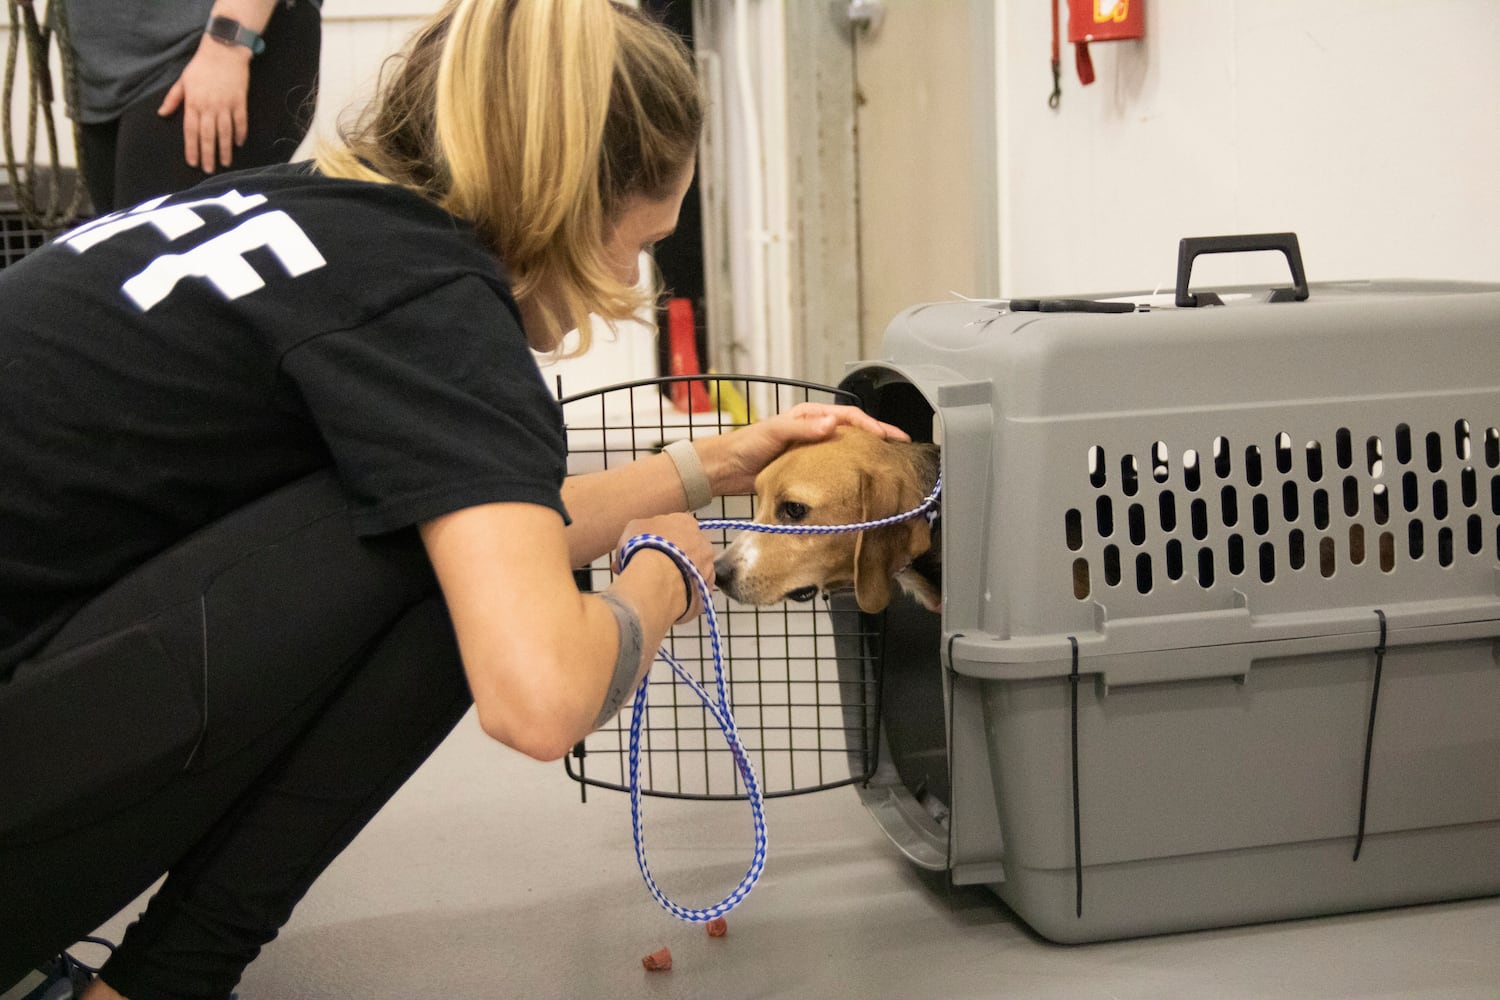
[1064,419,1500,600]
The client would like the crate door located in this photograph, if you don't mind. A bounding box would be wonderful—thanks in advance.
[559,374,882,801]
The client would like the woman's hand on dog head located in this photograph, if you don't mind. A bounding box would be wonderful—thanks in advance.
[703,403,910,498]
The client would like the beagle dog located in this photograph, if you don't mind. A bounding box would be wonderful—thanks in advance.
[713,426,941,614]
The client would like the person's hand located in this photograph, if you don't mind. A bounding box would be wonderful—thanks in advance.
[614,513,715,623]
[703,403,910,497]
[158,38,253,173]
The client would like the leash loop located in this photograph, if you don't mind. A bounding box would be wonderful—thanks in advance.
[615,533,768,922]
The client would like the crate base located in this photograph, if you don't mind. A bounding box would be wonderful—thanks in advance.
[989,821,1500,944]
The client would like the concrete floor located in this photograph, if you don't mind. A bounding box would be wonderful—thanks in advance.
[91,708,1500,999]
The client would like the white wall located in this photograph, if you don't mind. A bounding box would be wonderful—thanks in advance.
[302,0,436,157]
[693,0,793,414]
[21,2,1492,354]
[996,0,1500,295]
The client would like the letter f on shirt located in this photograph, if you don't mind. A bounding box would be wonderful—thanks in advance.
[59,190,328,312]
[123,211,327,311]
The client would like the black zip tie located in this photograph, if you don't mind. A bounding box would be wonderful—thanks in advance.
[1353,609,1387,861]
[572,740,588,804]
[1068,635,1083,917]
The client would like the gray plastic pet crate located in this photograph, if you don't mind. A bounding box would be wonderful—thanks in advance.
[834,234,1500,943]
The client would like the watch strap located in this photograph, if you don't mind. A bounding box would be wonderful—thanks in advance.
[205,15,266,55]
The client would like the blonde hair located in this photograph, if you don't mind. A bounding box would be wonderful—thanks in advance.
[315,0,704,354]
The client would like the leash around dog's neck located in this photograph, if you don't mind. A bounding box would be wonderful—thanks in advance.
[696,475,942,535]
[612,476,941,923]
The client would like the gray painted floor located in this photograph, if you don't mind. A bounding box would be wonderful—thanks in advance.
[93,709,1500,999]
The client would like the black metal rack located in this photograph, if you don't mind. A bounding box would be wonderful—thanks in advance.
[559,374,883,801]
[0,170,88,268]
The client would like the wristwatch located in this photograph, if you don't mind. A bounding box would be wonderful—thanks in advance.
[205,15,266,55]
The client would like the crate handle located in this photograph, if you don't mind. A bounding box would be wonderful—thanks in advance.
[1175,232,1309,307]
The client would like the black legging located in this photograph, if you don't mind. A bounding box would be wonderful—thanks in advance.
[0,471,473,999]
[76,0,321,214]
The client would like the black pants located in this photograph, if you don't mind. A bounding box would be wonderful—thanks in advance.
[77,0,321,214]
[0,471,473,1000]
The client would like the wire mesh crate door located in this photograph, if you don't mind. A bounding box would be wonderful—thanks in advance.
[559,374,883,800]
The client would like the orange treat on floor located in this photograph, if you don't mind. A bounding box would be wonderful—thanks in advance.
[705,917,728,938]
[641,946,673,971]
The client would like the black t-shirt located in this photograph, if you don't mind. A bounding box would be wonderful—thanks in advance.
[0,163,567,669]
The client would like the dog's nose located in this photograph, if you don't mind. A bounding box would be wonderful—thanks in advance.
[713,554,737,593]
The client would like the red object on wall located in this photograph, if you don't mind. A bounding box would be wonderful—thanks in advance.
[1066,0,1144,85]
[667,297,713,413]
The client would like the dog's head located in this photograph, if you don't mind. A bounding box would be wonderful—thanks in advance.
[714,426,940,614]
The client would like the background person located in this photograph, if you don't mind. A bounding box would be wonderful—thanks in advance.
[63,0,322,213]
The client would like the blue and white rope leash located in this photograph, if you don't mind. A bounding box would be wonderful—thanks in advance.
[613,475,941,922]
[615,531,765,922]
[697,475,941,538]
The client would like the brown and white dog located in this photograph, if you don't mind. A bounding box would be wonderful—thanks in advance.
[713,426,941,614]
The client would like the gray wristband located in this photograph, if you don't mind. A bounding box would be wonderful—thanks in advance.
[663,439,712,511]
[593,591,644,728]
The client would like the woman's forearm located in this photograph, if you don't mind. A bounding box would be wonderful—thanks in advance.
[420,502,704,761]
[562,449,700,565]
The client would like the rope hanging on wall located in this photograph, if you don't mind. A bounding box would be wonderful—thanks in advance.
[3,0,86,231]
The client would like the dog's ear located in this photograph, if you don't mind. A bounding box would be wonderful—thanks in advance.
[853,463,932,614]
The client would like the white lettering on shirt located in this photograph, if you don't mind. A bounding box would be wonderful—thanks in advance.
[122,211,328,312]
[60,191,269,254]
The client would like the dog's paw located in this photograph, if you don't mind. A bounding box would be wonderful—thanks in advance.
[896,569,942,614]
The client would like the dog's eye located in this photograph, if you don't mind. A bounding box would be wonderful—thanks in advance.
[777,500,809,522]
